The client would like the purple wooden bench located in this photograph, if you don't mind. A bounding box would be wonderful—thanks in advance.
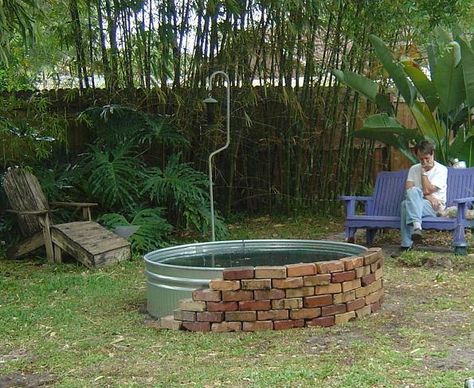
[340,167,474,254]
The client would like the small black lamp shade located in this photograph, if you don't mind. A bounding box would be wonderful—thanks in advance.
[203,96,218,125]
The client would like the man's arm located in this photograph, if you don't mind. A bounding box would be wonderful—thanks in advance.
[424,193,440,210]
[421,174,439,196]
[420,153,440,195]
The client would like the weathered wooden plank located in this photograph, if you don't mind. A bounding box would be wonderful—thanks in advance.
[92,246,131,267]
[51,222,131,267]
[54,244,63,263]
[50,228,94,267]
[6,232,44,259]
[52,222,129,255]
[50,202,98,207]
[3,168,49,236]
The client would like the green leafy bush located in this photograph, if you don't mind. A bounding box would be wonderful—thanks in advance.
[78,104,187,148]
[98,208,172,253]
[0,95,68,169]
[144,154,228,239]
[79,144,145,211]
[74,104,229,243]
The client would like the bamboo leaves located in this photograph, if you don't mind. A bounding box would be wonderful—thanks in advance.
[0,0,38,64]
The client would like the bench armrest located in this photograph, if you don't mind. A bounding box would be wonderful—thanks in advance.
[339,195,374,216]
[49,202,97,221]
[49,202,98,208]
[450,197,474,223]
[6,209,49,216]
[452,197,474,204]
[339,196,373,202]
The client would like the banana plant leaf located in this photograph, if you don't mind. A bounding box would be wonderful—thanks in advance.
[451,107,469,134]
[427,42,437,77]
[459,38,474,108]
[332,70,378,102]
[358,113,416,135]
[411,101,445,142]
[352,113,419,163]
[353,129,417,164]
[375,93,394,115]
[402,60,439,112]
[369,34,416,106]
[433,41,465,114]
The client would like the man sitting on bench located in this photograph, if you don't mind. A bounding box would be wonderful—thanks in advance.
[400,140,448,251]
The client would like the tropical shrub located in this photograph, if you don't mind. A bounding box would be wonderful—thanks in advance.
[333,28,474,166]
[34,164,83,223]
[78,144,145,211]
[144,154,228,239]
[77,104,188,148]
[76,104,228,249]
[98,208,172,252]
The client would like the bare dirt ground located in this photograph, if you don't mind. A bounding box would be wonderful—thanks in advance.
[326,229,474,377]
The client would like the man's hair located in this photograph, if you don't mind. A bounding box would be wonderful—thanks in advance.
[415,140,435,155]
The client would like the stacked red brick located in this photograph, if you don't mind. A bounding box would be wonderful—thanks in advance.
[162,247,384,332]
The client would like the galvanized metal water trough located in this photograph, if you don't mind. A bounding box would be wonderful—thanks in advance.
[144,239,369,319]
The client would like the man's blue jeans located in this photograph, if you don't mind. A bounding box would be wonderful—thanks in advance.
[400,187,437,248]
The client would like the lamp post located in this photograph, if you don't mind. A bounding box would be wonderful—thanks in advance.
[204,71,230,241]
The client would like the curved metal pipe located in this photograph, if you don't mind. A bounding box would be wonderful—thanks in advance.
[206,71,231,241]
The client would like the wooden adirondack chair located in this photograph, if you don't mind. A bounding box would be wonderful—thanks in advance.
[3,167,131,267]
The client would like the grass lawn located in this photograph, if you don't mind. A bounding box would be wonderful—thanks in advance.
[1,215,473,387]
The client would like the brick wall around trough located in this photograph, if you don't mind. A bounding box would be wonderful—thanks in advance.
[160,247,384,332]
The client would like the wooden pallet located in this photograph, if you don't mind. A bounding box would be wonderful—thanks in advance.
[51,221,131,268]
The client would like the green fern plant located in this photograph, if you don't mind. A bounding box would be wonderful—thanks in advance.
[98,208,172,253]
[143,154,228,239]
[79,144,145,211]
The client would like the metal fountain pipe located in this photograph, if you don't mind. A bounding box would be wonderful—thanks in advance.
[206,71,231,241]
